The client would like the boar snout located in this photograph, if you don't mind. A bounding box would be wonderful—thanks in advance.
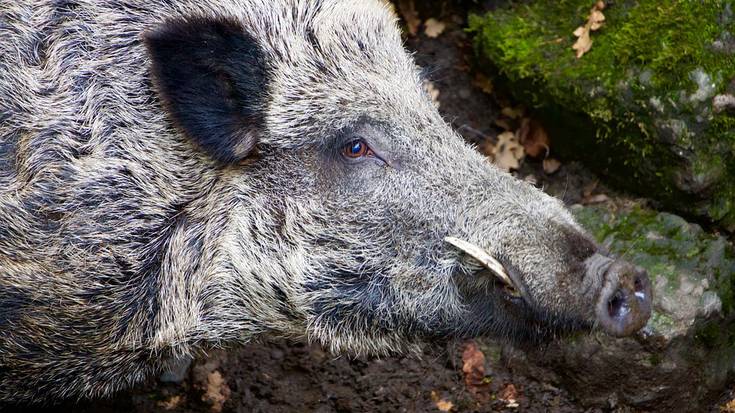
[591,256,653,336]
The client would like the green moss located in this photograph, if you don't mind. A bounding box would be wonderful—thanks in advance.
[469,1,735,229]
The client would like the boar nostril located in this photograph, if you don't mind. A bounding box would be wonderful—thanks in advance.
[607,289,628,319]
[596,260,653,337]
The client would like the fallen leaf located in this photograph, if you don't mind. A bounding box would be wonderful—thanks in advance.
[572,1,606,58]
[424,18,446,38]
[158,395,184,411]
[516,118,550,158]
[203,371,231,413]
[397,0,420,36]
[499,384,520,409]
[462,341,492,402]
[489,131,525,171]
[572,27,593,58]
[589,10,605,30]
[473,73,494,95]
[721,397,735,413]
[430,390,455,412]
[542,158,562,174]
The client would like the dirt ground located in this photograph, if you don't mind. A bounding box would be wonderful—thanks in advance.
[4,5,730,413]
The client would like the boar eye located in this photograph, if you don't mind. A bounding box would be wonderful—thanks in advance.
[342,139,374,159]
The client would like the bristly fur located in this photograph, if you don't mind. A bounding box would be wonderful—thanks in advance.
[0,0,603,403]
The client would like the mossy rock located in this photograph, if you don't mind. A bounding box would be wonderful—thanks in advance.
[495,203,735,411]
[468,0,735,230]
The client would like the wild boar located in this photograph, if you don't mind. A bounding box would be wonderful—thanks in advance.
[0,0,652,402]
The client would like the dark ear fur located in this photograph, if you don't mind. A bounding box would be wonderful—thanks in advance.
[144,16,268,163]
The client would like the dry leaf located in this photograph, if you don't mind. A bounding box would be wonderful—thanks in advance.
[516,118,550,158]
[461,341,491,401]
[473,73,494,95]
[424,18,446,38]
[499,384,519,408]
[158,395,184,411]
[397,0,420,36]
[721,398,735,413]
[589,10,605,30]
[572,28,592,58]
[490,131,525,171]
[542,158,562,174]
[430,391,455,412]
[572,1,606,58]
[203,371,231,413]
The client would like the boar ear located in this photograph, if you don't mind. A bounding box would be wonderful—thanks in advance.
[144,17,268,163]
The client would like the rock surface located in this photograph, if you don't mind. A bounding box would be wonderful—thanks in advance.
[490,201,735,412]
[469,0,735,230]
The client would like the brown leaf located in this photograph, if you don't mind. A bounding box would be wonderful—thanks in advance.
[424,18,446,38]
[203,371,231,413]
[572,1,606,58]
[158,395,184,411]
[721,398,735,413]
[499,384,520,408]
[517,118,550,158]
[572,27,592,58]
[397,0,420,36]
[490,131,524,171]
[461,341,491,401]
[431,391,455,412]
[589,10,605,31]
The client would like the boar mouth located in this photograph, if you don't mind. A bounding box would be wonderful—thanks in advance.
[444,237,520,296]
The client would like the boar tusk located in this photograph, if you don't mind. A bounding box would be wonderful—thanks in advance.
[444,237,515,287]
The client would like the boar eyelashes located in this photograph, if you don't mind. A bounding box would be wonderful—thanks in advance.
[144,16,269,164]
